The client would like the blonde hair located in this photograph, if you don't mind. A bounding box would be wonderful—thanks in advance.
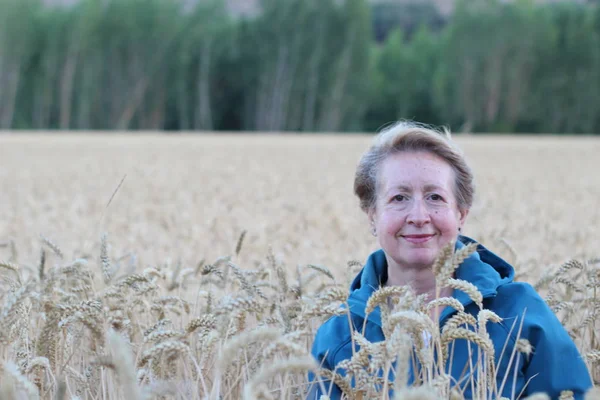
[354,121,474,213]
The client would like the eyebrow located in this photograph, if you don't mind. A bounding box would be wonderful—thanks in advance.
[387,184,446,193]
[423,184,446,192]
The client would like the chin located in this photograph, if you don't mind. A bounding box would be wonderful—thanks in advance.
[386,245,438,269]
[403,251,436,268]
[410,258,436,269]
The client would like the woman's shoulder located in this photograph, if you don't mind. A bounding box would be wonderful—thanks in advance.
[495,279,537,295]
[494,280,545,308]
[490,280,562,331]
[491,282,593,396]
[311,314,356,367]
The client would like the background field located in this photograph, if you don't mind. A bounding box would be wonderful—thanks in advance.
[1,134,598,280]
[1,133,599,398]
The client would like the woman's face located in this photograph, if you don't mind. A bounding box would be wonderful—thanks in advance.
[368,151,468,271]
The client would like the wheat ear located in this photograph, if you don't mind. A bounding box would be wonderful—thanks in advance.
[243,356,316,400]
[101,233,112,284]
[1,361,40,399]
[40,234,64,259]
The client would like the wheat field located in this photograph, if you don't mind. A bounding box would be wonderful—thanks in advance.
[0,133,598,399]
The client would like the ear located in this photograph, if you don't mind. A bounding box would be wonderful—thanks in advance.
[367,206,377,227]
[458,208,469,228]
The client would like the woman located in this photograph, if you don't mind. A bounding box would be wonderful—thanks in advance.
[309,122,592,399]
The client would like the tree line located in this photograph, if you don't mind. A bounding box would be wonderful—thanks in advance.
[1,0,599,134]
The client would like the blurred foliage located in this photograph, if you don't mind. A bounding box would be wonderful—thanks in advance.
[0,0,599,133]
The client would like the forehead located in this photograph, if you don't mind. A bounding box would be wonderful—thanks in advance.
[377,151,454,190]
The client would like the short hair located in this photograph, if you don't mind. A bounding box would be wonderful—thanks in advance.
[354,121,474,213]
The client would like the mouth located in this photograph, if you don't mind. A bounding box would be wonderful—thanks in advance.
[400,234,435,244]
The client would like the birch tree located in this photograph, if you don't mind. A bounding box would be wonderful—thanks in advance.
[0,1,36,129]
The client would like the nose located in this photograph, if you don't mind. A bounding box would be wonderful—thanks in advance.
[406,199,431,227]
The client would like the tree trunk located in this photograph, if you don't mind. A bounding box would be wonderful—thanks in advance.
[254,58,271,131]
[0,59,21,129]
[176,66,189,130]
[319,29,355,132]
[303,18,325,132]
[505,63,523,126]
[268,45,289,131]
[277,31,303,131]
[108,41,124,128]
[59,52,78,130]
[76,53,97,129]
[460,58,476,129]
[549,77,566,133]
[35,49,59,129]
[116,50,148,130]
[484,50,505,125]
[151,82,166,130]
[195,38,213,130]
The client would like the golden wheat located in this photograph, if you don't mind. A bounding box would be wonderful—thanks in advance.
[0,134,598,398]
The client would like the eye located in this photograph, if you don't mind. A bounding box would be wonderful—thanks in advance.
[429,193,444,201]
[392,194,406,202]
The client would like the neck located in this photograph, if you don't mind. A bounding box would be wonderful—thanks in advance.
[385,260,452,301]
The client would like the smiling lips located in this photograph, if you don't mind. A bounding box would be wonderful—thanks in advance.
[401,234,435,244]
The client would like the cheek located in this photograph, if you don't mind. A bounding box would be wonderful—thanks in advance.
[377,213,402,233]
[433,211,460,233]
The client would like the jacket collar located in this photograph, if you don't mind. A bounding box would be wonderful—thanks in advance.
[347,235,515,328]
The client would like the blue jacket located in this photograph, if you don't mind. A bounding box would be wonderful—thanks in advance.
[309,236,592,399]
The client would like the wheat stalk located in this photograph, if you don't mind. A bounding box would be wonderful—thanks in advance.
[107,329,143,400]
[243,356,316,400]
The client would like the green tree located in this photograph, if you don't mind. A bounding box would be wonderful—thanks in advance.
[528,3,600,133]
[433,0,557,132]
[0,0,38,129]
[168,0,232,131]
[365,24,440,131]
[230,0,371,132]
[318,0,372,132]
